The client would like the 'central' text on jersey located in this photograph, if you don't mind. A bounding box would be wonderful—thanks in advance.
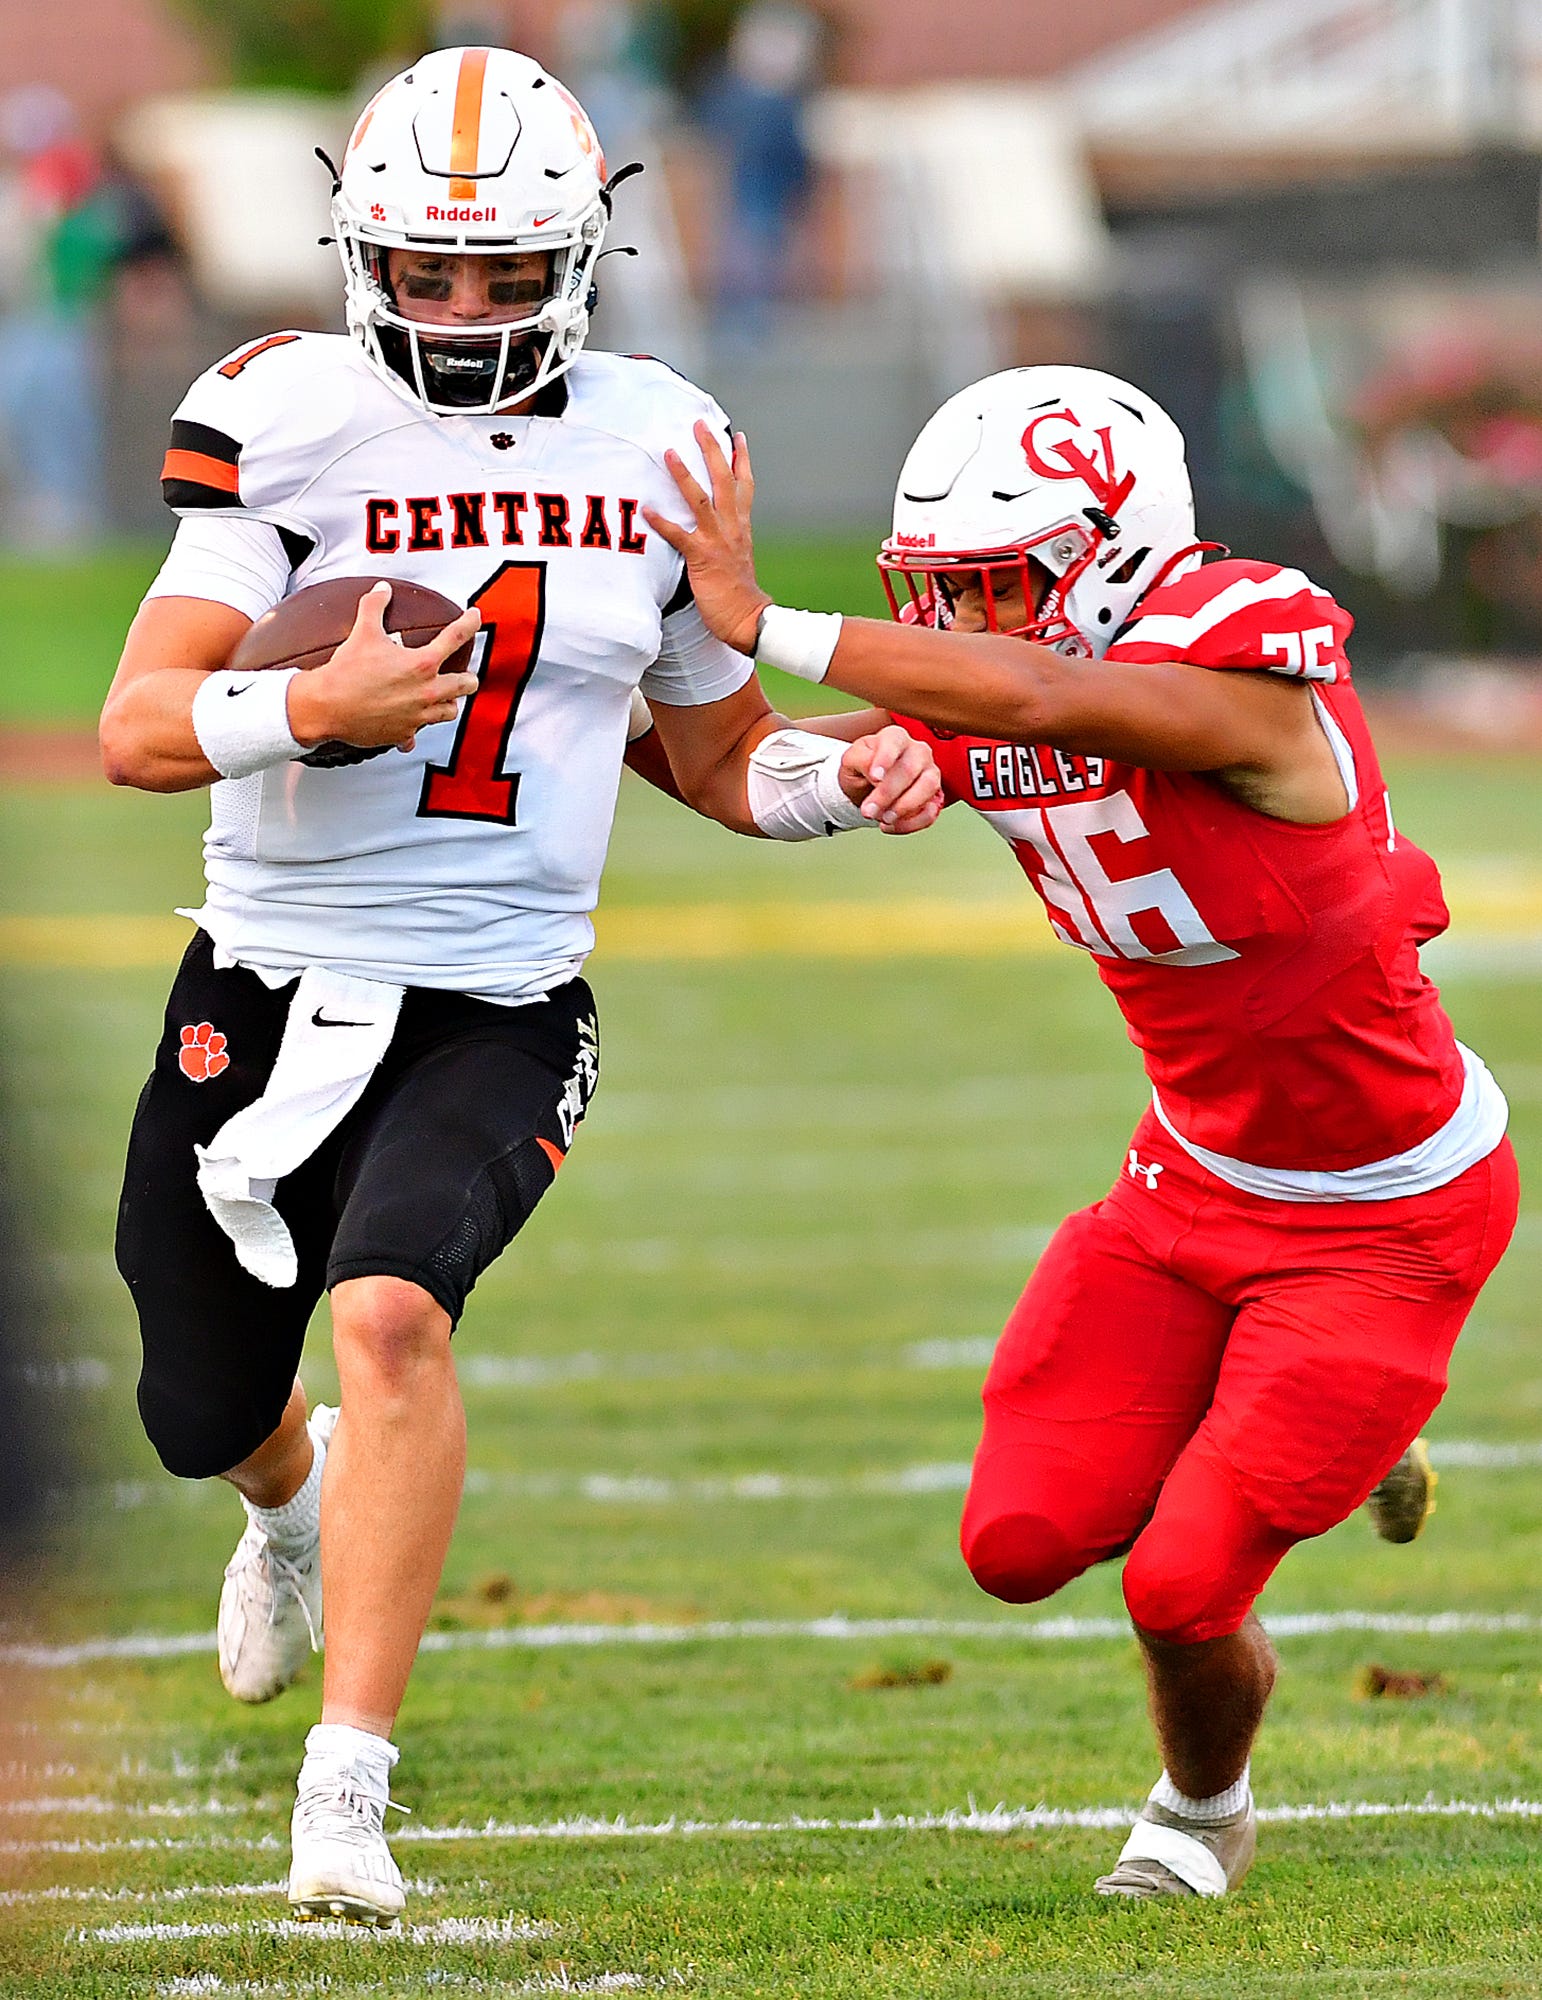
[364,490,650,555]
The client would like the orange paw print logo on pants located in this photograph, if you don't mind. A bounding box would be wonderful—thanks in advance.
[178,1022,230,1082]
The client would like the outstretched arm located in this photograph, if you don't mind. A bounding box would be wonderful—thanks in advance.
[623,694,894,806]
[642,425,1348,816]
[640,677,940,838]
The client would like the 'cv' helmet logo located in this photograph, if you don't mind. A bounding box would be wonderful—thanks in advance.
[1021,408,1136,514]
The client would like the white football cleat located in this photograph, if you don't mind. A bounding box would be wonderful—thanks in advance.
[218,1403,337,1704]
[288,1727,406,1926]
[1095,1795,1257,1898]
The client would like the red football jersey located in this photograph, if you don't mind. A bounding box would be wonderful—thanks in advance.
[896,559,1467,1173]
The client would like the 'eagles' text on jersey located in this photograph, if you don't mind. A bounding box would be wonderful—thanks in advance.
[148,332,752,1000]
[896,560,1504,1187]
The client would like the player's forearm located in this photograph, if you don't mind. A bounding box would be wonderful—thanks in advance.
[787,705,892,743]
[621,721,686,804]
[104,596,260,791]
[666,720,780,836]
[99,670,222,791]
[815,617,1065,742]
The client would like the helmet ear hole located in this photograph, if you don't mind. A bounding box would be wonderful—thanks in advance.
[1105,545,1151,588]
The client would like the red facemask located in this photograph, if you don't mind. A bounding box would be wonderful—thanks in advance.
[878,531,1103,658]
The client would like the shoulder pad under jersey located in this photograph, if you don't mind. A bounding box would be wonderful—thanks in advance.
[160,331,376,529]
[1107,558,1354,683]
[564,350,733,484]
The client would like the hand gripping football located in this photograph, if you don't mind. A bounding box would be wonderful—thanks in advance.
[228,576,476,768]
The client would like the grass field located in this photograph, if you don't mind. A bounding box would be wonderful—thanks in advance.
[3,551,1542,1996]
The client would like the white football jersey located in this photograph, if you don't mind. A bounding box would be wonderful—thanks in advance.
[147,331,752,1001]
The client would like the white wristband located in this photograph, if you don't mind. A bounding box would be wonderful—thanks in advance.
[746,727,873,841]
[192,668,304,778]
[754,605,843,684]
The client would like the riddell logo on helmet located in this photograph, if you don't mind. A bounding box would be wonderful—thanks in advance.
[892,531,936,548]
[424,205,499,222]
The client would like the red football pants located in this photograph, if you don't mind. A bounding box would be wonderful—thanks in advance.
[961,1113,1519,1644]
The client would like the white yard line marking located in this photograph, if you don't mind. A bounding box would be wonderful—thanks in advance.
[0,1794,260,1818]
[20,1331,1007,1402]
[462,1462,978,1505]
[0,1878,439,1907]
[1424,937,1542,978]
[459,1332,999,1389]
[78,1914,554,1944]
[154,1976,669,1998]
[29,1798,1542,1867]
[0,1835,283,1856]
[393,1798,1542,1842]
[525,1222,1054,1278]
[1428,1440,1542,1467]
[91,1429,1542,1521]
[9,1606,1542,1672]
[0,1624,218,1656]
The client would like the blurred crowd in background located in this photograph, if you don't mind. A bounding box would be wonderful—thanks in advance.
[8,0,1542,672]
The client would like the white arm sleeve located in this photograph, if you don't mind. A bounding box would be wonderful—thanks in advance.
[143,515,297,625]
[746,728,872,840]
[640,598,755,707]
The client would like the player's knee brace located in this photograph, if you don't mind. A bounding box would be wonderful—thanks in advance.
[962,1507,1086,1603]
[136,1372,290,1482]
[1121,1452,1296,1645]
[960,1441,1115,1603]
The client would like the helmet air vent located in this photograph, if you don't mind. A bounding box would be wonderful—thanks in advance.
[1105,545,1151,586]
[899,410,982,504]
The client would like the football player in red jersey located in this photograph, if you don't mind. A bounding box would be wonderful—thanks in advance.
[642,367,1519,1900]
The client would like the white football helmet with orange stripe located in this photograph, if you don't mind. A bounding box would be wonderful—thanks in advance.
[880,367,1204,659]
[332,46,611,415]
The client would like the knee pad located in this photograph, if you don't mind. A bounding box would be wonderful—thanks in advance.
[961,1506,1086,1605]
[136,1372,284,1482]
[1122,1450,1296,1645]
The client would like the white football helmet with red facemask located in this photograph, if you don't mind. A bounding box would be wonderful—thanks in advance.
[332,46,611,415]
[880,367,1204,659]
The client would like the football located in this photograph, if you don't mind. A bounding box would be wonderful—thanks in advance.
[229,575,474,677]
[228,576,475,767]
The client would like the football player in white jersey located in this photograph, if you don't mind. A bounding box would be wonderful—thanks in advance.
[100,46,940,1926]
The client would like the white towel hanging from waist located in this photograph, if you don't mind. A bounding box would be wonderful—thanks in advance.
[196,967,404,1288]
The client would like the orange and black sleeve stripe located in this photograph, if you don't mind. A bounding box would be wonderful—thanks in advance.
[161,420,243,510]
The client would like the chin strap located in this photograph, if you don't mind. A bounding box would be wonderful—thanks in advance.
[1146,540,1229,593]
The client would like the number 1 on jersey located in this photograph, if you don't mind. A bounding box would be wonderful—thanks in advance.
[419,561,545,824]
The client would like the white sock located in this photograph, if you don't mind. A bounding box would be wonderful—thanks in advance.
[247,1428,325,1557]
[302,1722,398,1780]
[1150,1764,1251,1822]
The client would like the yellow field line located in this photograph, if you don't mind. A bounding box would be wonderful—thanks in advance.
[0,904,1054,970]
[596,898,1055,960]
[0,874,1540,970]
[0,915,193,969]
